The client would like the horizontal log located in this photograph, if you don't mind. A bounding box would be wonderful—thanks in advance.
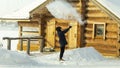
[85,31,92,34]
[85,28,93,31]
[85,39,119,46]
[87,2,95,6]
[85,24,93,28]
[87,7,100,11]
[101,53,118,56]
[87,18,109,22]
[106,26,118,32]
[87,45,117,51]
[106,32,118,39]
[86,13,108,17]
[85,33,92,38]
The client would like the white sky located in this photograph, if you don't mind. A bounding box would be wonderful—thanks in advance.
[0,0,35,16]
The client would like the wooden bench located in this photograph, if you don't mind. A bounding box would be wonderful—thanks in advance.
[3,36,44,55]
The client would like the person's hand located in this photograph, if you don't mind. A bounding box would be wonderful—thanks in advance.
[69,26,72,28]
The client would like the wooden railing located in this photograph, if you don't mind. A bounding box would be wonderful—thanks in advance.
[3,36,44,55]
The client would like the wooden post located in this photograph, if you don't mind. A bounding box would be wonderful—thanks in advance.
[20,39,23,51]
[27,39,30,55]
[7,39,11,50]
[40,38,44,52]
[81,0,87,20]
[19,26,22,37]
[116,44,119,56]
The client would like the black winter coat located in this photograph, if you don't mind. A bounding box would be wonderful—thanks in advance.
[56,27,71,47]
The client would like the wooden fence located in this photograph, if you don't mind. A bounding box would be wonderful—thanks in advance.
[3,36,44,55]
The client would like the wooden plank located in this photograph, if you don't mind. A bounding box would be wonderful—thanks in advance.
[46,19,55,48]
[3,36,43,40]
[68,21,78,48]
[18,21,39,27]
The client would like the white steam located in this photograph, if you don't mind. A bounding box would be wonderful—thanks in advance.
[46,0,84,25]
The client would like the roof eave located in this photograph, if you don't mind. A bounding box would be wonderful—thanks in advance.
[0,18,30,22]
[30,0,53,14]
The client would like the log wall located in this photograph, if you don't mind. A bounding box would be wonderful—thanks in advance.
[84,0,119,56]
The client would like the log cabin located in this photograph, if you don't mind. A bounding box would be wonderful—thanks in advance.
[16,0,120,56]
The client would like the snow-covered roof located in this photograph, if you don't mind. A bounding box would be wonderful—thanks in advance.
[0,0,47,20]
[97,0,120,19]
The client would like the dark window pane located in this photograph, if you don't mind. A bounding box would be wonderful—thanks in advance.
[95,24,104,36]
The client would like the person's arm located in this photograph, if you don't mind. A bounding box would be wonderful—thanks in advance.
[62,26,72,33]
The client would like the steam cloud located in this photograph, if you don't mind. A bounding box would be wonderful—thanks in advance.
[46,0,85,25]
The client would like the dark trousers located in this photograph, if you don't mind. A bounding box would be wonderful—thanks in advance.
[60,46,65,59]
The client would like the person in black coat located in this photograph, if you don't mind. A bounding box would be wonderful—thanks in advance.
[56,26,72,61]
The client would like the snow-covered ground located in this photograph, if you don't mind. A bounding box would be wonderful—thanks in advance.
[0,47,120,68]
[0,22,120,68]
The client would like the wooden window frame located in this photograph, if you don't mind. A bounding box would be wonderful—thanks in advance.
[92,23,106,40]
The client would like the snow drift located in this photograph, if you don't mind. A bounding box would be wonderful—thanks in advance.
[1,46,120,68]
[64,47,105,62]
[36,47,105,65]
[0,47,104,66]
[0,48,39,66]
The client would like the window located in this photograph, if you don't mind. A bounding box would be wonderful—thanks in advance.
[93,23,106,39]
